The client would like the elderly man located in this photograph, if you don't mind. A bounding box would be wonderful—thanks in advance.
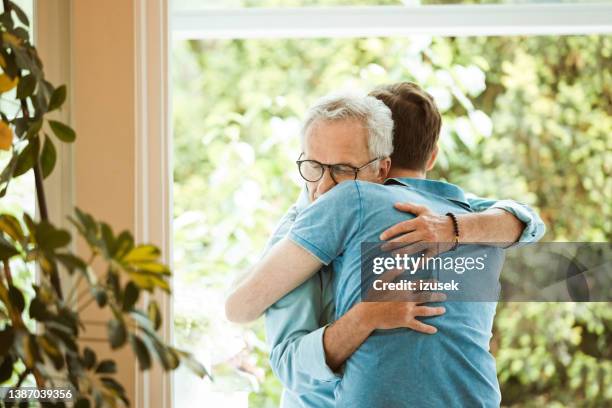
[226,86,544,407]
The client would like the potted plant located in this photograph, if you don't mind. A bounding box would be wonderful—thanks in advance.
[0,1,206,406]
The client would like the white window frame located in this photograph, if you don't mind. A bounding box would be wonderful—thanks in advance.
[140,2,612,408]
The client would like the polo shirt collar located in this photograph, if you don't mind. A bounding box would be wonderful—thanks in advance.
[384,177,470,209]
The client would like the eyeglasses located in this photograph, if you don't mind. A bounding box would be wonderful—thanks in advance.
[296,153,382,184]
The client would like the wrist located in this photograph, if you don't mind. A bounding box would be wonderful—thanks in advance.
[352,302,376,334]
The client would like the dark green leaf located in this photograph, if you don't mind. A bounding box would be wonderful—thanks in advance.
[48,85,66,112]
[16,73,36,99]
[48,120,76,143]
[100,222,115,258]
[48,327,77,352]
[152,339,179,370]
[114,231,134,260]
[11,3,30,26]
[177,349,210,379]
[0,214,24,242]
[13,138,38,177]
[35,220,71,250]
[74,399,90,408]
[0,355,14,382]
[8,284,25,313]
[83,346,96,369]
[0,234,19,260]
[95,359,116,374]
[94,287,108,308]
[147,300,161,330]
[130,335,151,371]
[74,398,90,408]
[12,28,28,44]
[40,135,56,178]
[122,281,140,312]
[29,297,49,321]
[55,253,87,274]
[38,334,64,370]
[107,319,127,349]
[25,118,43,139]
[0,326,15,355]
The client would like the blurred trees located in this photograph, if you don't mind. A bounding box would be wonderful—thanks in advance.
[172,33,611,406]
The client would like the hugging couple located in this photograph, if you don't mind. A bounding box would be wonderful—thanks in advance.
[225,82,545,407]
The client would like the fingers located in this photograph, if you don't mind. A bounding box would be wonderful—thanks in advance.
[411,291,447,304]
[413,306,446,317]
[380,218,419,241]
[394,202,429,215]
[406,320,438,334]
[378,267,405,284]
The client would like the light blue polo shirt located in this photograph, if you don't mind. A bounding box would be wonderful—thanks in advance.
[288,179,504,407]
[264,178,545,407]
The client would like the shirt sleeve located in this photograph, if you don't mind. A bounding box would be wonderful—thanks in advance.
[288,181,363,265]
[466,195,547,244]
[264,188,341,394]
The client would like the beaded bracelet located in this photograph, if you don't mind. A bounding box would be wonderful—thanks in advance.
[446,212,460,251]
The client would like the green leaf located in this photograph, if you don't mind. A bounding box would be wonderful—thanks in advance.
[83,346,97,369]
[94,288,108,308]
[100,222,115,258]
[40,135,56,178]
[49,120,76,143]
[8,284,25,313]
[130,335,151,371]
[0,214,24,242]
[151,340,179,371]
[38,334,64,370]
[176,349,210,379]
[13,137,38,177]
[55,253,87,274]
[147,301,161,331]
[123,245,161,263]
[11,3,30,27]
[95,359,117,374]
[107,319,127,349]
[0,326,15,355]
[35,220,71,250]
[0,355,14,382]
[25,118,43,139]
[29,297,49,321]
[114,231,134,260]
[122,281,140,312]
[0,234,19,260]
[48,85,66,111]
[16,73,36,99]
[74,398,90,408]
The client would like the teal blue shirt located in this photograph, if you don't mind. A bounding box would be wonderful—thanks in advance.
[264,179,545,407]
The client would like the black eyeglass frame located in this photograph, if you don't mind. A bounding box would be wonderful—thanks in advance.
[296,153,382,185]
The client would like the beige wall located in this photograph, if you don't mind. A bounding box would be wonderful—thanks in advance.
[38,0,139,404]
[73,0,137,402]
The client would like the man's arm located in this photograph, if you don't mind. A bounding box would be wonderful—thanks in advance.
[379,198,545,247]
[226,237,323,323]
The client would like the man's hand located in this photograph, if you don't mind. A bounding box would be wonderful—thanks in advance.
[379,202,455,257]
[356,300,446,334]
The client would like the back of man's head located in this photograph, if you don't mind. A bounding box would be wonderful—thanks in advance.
[370,82,441,171]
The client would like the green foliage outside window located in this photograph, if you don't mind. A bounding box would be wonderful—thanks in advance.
[172,33,611,406]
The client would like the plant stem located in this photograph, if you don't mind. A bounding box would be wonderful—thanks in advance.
[3,259,12,286]
[76,295,96,314]
[19,97,63,300]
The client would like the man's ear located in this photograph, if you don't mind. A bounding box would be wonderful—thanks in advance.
[425,145,438,172]
[378,157,392,181]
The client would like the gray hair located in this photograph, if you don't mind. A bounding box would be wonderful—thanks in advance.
[301,91,394,159]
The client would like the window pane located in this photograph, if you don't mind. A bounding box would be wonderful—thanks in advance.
[172,32,610,406]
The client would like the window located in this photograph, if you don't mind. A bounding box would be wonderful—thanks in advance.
[170,2,611,406]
